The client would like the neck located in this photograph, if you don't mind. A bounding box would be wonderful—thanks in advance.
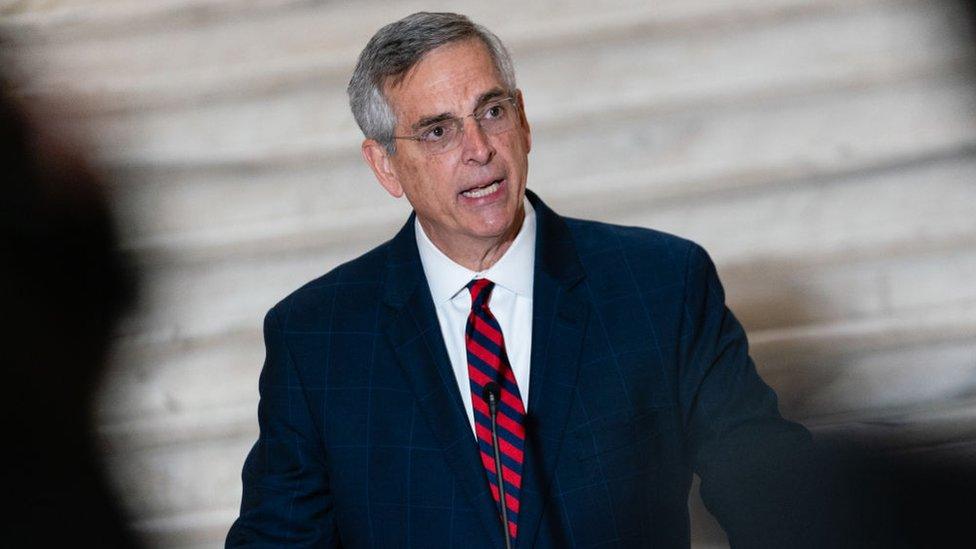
[420,206,525,272]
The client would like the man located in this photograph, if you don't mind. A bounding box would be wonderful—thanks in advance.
[228,12,828,548]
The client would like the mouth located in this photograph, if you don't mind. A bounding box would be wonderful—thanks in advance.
[459,178,504,199]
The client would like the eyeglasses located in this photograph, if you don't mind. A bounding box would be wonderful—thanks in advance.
[393,96,520,155]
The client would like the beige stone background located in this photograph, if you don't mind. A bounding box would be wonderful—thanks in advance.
[2,0,976,547]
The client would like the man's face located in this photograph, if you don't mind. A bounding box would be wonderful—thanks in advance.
[364,38,531,253]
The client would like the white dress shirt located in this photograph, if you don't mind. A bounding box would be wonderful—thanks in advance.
[415,199,536,437]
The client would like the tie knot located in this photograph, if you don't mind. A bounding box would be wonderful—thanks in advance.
[466,278,495,310]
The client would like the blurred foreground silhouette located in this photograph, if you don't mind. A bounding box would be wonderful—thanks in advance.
[0,70,138,546]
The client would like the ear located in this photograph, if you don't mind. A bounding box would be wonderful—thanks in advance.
[361,139,403,198]
[515,89,531,154]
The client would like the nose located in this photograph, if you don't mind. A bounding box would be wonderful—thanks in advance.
[460,116,494,165]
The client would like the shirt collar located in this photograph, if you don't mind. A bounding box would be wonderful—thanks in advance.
[415,198,536,304]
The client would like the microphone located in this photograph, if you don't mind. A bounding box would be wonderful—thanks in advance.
[482,382,513,549]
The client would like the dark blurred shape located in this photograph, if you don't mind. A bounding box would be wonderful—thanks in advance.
[704,434,976,547]
[0,68,138,545]
[820,1,976,543]
[882,451,976,546]
[816,435,976,548]
[961,0,976,42]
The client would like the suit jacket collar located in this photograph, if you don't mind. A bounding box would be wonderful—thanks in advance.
[381,190,582,301]
[521,191,589,546]
[529,190,585,289]
[381,190,590,547]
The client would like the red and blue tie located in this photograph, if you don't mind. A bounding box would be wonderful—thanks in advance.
[465,278,526,541]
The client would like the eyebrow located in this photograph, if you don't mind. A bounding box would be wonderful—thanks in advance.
[474,88,508,109]
[409,88,510,131]
[411,112,453,132]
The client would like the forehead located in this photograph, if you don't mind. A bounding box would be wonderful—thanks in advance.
[385,38,503,123]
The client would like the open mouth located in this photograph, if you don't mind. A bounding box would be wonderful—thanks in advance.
[460,178,503,199]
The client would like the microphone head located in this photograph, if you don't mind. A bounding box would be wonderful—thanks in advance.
[482,382,501,408]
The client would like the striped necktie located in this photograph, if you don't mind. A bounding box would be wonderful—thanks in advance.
[465,278,525,541]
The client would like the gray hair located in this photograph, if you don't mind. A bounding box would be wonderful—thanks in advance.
[347,12,517,154]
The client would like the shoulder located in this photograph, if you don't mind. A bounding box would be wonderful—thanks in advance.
[266,237,393,332]
[561,216,707,282]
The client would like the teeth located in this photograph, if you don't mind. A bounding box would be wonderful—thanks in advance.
[462,181,500,198]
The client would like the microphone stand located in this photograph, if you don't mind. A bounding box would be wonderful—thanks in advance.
[483,382,513,549]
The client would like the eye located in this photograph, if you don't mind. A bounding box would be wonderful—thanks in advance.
[483,102,507,120]
[420,124,451,142]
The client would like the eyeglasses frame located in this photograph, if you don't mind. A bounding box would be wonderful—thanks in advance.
[392,95,522,155]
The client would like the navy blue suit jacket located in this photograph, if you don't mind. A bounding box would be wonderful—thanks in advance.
[227,191,817,548]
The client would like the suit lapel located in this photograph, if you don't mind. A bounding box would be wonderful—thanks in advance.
[518,191,590,547]
[380,215,505,548]
[379,193,591,547]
